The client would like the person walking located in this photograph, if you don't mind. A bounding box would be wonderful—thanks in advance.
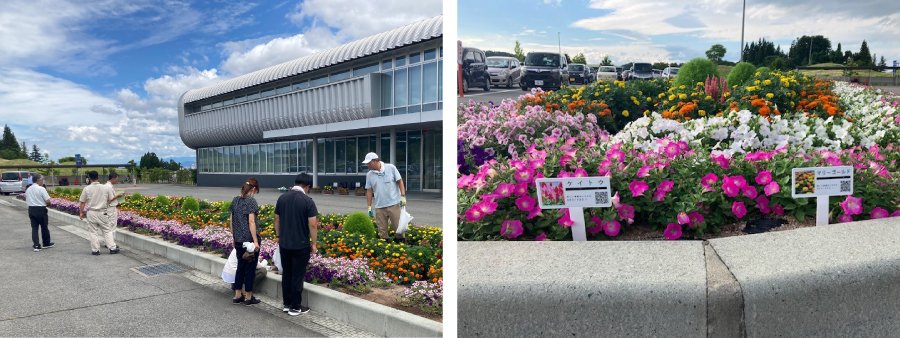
[78,171,117,255]
[25,174,53,252]
[275,173,318,316]
[362,152,406,241]
[229,178,262,306]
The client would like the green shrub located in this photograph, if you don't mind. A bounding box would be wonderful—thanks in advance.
[727,62,756,88]
[674,58,719,88]
[343,212,377,238]
[756,67,771,76]
[153,195,170,210]
[181,196,200,212]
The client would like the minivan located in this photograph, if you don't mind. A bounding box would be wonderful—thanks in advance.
[520,52,569,90]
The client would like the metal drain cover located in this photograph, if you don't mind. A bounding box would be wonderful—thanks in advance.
[131,263,184,277]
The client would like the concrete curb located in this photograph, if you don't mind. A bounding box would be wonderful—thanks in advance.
[459,218,900,337]
[17,199,441,337]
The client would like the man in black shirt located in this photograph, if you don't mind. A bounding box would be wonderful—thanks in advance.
[275,173,318,316]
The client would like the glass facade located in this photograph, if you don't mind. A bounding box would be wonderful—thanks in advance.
[197,129,441,191]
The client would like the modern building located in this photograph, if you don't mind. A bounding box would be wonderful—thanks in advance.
[179,16,443,191]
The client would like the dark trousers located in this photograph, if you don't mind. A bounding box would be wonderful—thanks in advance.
[233,244,260,292]
[28,206,50,247]
[280,247,312,309]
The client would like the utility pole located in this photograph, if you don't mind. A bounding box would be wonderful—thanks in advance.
[740,0,746,62]
[808,37,813,66]
[558,32,561,57]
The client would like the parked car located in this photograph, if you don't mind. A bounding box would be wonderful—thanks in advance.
[567,64,590,85]
[588,66,598,82]
[662,67,680,79]
[520,52,569,90]
[626,62,654,80]
[616,66,625,80]
[460,47,491,93]
[1,171,36,195]
[595,66,618,81]
[486,56,522,88]
[652,69,663,78]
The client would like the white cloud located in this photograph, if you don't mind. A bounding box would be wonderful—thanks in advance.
[543,0,563,6]
[289,0,442,39]
[220,27,340,76]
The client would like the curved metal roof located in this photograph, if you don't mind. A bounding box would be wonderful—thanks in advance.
[182,15,442,104]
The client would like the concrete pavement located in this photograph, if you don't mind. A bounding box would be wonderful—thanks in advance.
[79,184,443,227]
[0,197,375,337]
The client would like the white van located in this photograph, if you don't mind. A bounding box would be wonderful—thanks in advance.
[0,171,36,195]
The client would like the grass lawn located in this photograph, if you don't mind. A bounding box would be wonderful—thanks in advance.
[801,62,896,78]
[0,159,127,176]
[717,65,733,78]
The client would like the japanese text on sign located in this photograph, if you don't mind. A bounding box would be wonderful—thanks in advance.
[536,177,612,209]
[791,166,853,198]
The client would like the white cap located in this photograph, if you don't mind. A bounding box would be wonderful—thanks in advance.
[362,152,379,164]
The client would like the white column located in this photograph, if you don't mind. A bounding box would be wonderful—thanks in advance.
[389,129,397,164]
[312,137,319,187]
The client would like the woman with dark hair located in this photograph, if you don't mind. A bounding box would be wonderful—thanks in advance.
[229,178,261,305]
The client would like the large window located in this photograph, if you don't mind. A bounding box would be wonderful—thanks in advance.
[317,140,325,173]
[325,139,335,174]
[408,65,422,113]
[393,68,407,114]
[335,139,346,174]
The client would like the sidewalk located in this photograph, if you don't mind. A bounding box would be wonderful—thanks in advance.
[0,198,375,337]
[101,184,444,227]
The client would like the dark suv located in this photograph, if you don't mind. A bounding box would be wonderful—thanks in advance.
[460,47,490,93]
[520,52,569,90]
[567,64,590,84]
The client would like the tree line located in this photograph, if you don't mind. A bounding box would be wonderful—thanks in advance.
[1,125,47,162]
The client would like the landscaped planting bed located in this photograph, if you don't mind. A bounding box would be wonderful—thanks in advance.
[459,70,900,241]
[46,189,442,317]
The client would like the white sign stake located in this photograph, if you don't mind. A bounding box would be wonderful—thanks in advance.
[536,177,613,241]
[791,166,853,226]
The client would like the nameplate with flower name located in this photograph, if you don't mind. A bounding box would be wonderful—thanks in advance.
[791,166,853,198]
[536,177,612,209]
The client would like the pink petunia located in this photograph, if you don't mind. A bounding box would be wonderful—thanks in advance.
[732,201,747,219]
[514,169,534,183]
[464,207,484,222]
[772,204,785,215]
[688,212,704,228]
[755,171,773,185]
[515,195,537,212]
[493,183,515,198]
[663,223,682,240]
[573,168,588,177]
[870,207,890,219]
[837,214,853,223]
[893,210,900,217]
[839,195,863,215]
[637,166,652,178]
[712,154,730,169]
[501,220,524,239]
[558,209,574,228]
[629,180,650,197]
[756,196,771,214]
[617,204,635,223]
[654,180,675,201]
[764,181,780,196]
[514,182,530,196]
[604,220,621,237]
[721,176,741,198]
[535,232,547,241]
[677,212,690,225]
[701,173,719,192]
[607,149,625,163]
[664,142,680,158]
[588,216,605,236]
[742,186,758,199]
[476,200,498,215]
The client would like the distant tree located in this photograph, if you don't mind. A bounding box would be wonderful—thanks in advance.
[788,35,831,66]
[878,56,887,70]
[572,53,587,64]
[0,125,19,158]
[742,38,784,67]
[29,145,42,162]
[513,41,525,62]
[831,43,844,63]
[139,152,163,169]
[855,40,872,67]
[484,50,515,58]
[705,44,727,63]
[20,142,28,159]
[163,159,182,171]
[600,55,613,66]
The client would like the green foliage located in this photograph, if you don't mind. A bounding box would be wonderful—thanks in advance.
[513,40,525,62]
[181,196,200,212]
[705,44,727,63]
[571,53,587,65]
[153,195,171,211]
[755,67,771,76]
[727,62,757,87]
[674,58,719,88]
[343,212,377,238]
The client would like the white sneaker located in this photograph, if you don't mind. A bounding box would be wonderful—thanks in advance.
[287,308,301,316]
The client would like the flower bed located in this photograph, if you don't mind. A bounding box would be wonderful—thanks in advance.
[46,191,443,314]
[458,77,900,241]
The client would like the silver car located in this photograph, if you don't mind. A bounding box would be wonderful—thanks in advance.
[0,171,35,195]
[486,57,522,88]
[662,67,679,79]
[595,66,618,81]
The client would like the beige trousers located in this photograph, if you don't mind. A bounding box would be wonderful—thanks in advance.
[375,204,402,239]
[86,210,117,252]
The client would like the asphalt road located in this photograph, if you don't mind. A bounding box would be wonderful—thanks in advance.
[0,197,375,337]
[83,184,444,228]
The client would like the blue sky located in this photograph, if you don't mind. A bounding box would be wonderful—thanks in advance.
[459,0,900,66]
[0,0,441,164]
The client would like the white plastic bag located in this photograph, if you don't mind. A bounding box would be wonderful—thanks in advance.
[221,249,238,284]
[273,245,283,272]
[397,207,413,235]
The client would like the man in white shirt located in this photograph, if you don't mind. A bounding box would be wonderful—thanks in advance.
[25,174,53,252]
[79,171,117,255]
[362,152,407,240]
